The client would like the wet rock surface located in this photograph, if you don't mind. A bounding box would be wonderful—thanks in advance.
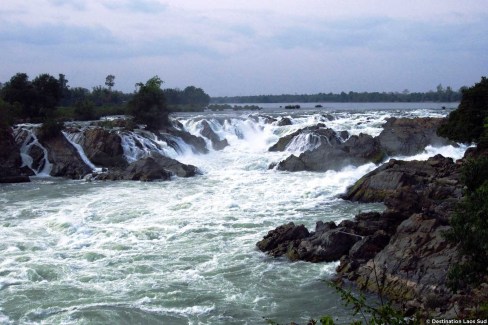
[41,133,93,179]
[79,128,127,167]
[95,155,199,181]
[258,154,468,317]
[274,132,384,172]
[272,117,452,173]
[199,120,229,151]
[377,117,453,156]
[0,127,30,183]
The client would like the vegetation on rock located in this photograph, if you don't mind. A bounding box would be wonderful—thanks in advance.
[438,76,488,143]
[444,157,488,292]
[128,76,170,130]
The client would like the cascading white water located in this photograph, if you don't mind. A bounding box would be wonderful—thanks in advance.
[285,133,322,153]
[13,125,53,176]
[119,130,182,162]
[62,131,102,172]
[0,104,470,324]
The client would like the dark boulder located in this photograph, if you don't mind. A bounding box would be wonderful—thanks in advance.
[199,120,229,151]
[0,127,30,183]
[376,117,452,157]
[41,133,93,179]
[269,124,333,152]
[256,222,310,258]
[341,155,462,221]
[277,117,293,126]
[275,133,385,172]
[162,128,209,154]
[291,228,362,262]
[75,128,127,168]
[96,155,199,181]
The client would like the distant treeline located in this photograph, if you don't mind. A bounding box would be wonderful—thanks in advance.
[212,85,463,104]
[0,72,211,124]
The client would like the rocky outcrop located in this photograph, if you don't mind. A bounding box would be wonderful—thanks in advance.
[95,155,199,181]
[271,117,452,173]
[199,120,229,151]
[377,117,452,156]
[162,128,209,154]
[78,128,127,167]
[258,154,466,316]
[268,124,332,152]
[274,133,385,172]
[41,134,93,179]
[341,155,461,205]
[276,117,293,126]
[0,127,30,183]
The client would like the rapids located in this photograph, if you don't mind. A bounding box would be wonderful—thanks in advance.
[0,103,466,324]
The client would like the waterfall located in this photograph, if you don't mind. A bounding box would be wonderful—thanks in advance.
[120,130,181,163]
[13,126,53,177]
[286,133,322,153]
[62,131,101,172]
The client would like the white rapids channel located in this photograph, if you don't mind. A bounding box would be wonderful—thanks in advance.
[0,104,467,324]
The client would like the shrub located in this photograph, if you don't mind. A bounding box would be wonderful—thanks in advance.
[38,119,64,141]
[127,76,170,131]
[438,76,488,143]
[445,159,488,291]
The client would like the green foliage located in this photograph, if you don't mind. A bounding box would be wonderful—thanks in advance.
[105,74,115,90]
[0,99,20,128]
[461,157,488,192]
[128,76,170,130]
[164,86,210,111]
[328,282,417,325]
[32,73,61,118]
[438,76,488,143]
[38,119,64,141]
[1,72,61,121]
[444,156,488,291]
[73,100,96,121]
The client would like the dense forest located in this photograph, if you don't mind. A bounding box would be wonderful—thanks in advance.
[212,85,463,104]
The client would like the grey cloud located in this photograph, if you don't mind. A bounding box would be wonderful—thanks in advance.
[0,22,219,61]
[0,23,116,46]
[267,16,488,54]
[102,0,168,14]
[47,0,87,11]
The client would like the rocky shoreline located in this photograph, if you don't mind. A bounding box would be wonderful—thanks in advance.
[257,148,488,318]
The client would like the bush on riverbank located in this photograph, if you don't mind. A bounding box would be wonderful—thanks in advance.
[438,77,488,143]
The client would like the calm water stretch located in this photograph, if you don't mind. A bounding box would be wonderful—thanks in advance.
[0,103,466,324]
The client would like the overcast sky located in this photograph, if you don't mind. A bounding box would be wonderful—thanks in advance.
[1,1,487,96]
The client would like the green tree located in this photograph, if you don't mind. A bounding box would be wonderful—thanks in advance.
[1,73,36,119]
[105,74,115,91]
[182,86,210,106]
[437,77,488,143]
[32,73,61,118]
[73,99,96,121]
[128,76,170,130]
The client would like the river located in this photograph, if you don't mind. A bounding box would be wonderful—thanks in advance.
[0,103,466,324]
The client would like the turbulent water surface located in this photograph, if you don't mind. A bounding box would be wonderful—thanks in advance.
[0,103,466,324]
